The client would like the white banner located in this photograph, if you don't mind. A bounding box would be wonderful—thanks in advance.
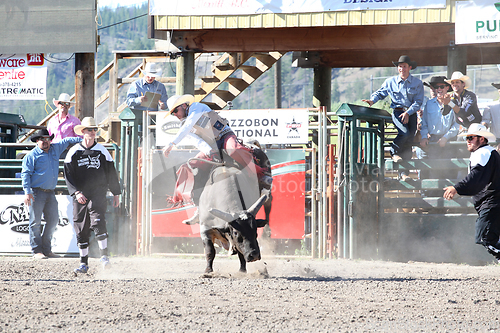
[224,108,310,144]
[0,195,78,254]
[156,109,310,146]
[0,54,47,100]
[455,0,500,45]
[150,0,446,16]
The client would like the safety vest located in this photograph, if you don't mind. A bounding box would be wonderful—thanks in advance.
[190,111,232,149]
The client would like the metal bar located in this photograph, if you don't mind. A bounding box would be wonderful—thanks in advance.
[311,147,317,259]
[337,119,344,258]
[317,106,323,258]
[321,106,328,259]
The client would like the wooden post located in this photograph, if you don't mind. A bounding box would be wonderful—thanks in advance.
[108,53,120,114]
[74,53,95,119]
[447,45,467,77]
[275,58,282,108]
[313,66,332,113]
[176,51,195,95]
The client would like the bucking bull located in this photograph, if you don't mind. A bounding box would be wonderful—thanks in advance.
[199,165,270,273]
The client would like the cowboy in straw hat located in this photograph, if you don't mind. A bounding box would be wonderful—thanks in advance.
[162,94,271,225]
[481,83,500,138]
[63,116,121,275]
[47,92,81,143]
[73,117,99,136]
[362,55,424,180]
[443,123,500,261]
[21,129,81,260]
[126,62,168,111]
[441,71,482,129]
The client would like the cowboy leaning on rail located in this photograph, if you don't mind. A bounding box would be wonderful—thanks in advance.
[162,94,272,225]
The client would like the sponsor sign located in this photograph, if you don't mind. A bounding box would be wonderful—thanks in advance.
[0,195,78,254]
[156,109,310,146]
[150,0,446,16]
[456,0,500,45]
[224,109,309,145]
[0,54,47,100]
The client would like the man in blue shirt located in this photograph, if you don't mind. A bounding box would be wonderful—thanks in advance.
[420,76,459,149]
[362,55,424,176]
[419,76,459,180]
[21,129,81,259]
[126,62,168,111]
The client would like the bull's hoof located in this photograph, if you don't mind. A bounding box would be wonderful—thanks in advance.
[239,268,247,273]
[204,267,213,274]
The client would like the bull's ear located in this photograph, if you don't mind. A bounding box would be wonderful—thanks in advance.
[209,208,238,222]
[256,219,268,228]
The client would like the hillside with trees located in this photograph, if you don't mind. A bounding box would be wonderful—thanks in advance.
[0,3,498,129]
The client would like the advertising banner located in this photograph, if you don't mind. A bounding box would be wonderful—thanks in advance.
[455,0,500,45]
[156,108,310,147]
[0,54,47,100]
[150,0,446,16]
[0,195,78,254]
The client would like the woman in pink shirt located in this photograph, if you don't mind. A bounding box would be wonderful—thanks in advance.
[47,93,81,143]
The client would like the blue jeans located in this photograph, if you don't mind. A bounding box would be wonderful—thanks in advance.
[28,189,59,254]
[391,109,417,161]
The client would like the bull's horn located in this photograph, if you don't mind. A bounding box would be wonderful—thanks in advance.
[247,191,269,216]
[209,208,238,222]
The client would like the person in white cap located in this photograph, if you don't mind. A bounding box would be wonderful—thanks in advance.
[126,62,168,111]
[64,117,121,274]
[481,83,500,138]
[441,71,481,129]
[162,94,271,225]
[47,93,81,143]
[443,124,500,261]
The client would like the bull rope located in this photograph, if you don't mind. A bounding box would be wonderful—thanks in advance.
[186,157,225,175]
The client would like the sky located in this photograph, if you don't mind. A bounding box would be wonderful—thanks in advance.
[98,0,147,9]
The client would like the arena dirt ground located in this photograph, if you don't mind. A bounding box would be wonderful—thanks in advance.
[1,255,500,332]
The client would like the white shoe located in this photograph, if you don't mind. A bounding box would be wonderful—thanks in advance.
[182,209,199,225]
[392,155,403,163]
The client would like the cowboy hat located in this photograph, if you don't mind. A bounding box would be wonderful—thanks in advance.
[423,76,452,92]
[445,71,472,89]
[165,94,195,117]
[392,55,417,70]
[53,93,75,107]
[492,83,500,90]
[140,63,162,78]
[458,123,496,142]
[74,117,98,136]
[30,129,54,143]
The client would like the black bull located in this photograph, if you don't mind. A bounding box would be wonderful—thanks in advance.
[199,166,269,273]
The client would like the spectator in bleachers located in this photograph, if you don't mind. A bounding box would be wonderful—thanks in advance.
[47,93,81,143]
[441,71,482,130]
[419,76,460,181]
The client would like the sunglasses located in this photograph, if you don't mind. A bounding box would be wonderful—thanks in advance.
[84,128,98,132]
[466,135,479,141]
[59,102,71,107]
[171,107,179,115]
[434,85,448,89]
